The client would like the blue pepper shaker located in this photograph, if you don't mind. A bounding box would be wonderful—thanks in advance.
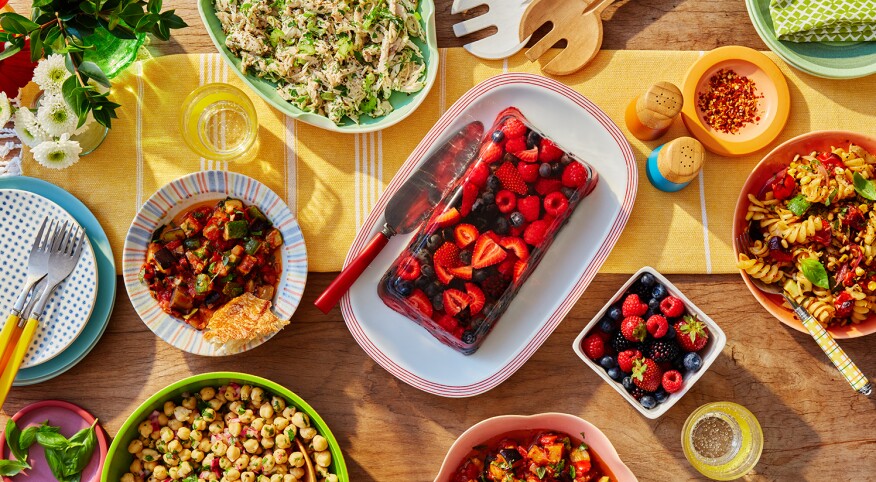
[646,137,705,192]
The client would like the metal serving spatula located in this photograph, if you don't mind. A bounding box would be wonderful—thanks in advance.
[452,0,533,60]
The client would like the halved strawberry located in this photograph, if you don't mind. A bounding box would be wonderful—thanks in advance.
[518,162,539,183]
[499,237,530,261]
[479,141,503,164]
[465,283,485,315]
[483,231,502,243]
[460,182,479,217]
[472,234,507,269]
[496,256,517,279]
[434,207,461,228]
[454,224,479,249]
[505,136,527,154]
[434,242,460,268]
[495,162,528,195]
[449,265,473,280]
[396,256,421,281]
[502,117,527,138]
[539,139,563,162]
[513,147,539,163]
[435,262,454,285]
[407,289,433,317]
[443,289,471,316]
[535,178,562,195]
[434,313,458,332]
[468,163,489,188]
[513,259,527,284]
[495,190,517,214]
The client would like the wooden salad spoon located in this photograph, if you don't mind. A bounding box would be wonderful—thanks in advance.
[294,436,317,482]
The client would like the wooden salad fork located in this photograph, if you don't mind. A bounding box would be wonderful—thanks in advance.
[294,436,317,482]
[735,232,872,396]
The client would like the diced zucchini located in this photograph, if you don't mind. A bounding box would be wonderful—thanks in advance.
[195,274,211,294]
[224,198,244,214]
[224,251,241,267]
[224,220,248,240]
[179,217,203,237]
[207,262,218,275]
[265,228,283,249]
[160,227,186,243]
[222,282,244,298]
[246,205,267,222]
[244,238,262,255]
[138,266,147,285]
[193,245,209,259]
[183,238,201,250]
[231,245,245,257]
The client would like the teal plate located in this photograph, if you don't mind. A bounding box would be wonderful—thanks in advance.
[197,0,439,133]
[0,176,116,386]
[746,0,876,79]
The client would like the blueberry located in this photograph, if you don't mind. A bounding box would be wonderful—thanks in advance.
[654,388,669,403]
[426,234,442,251]
[651,284,668,301]
[621,376,635,393]
[491,130,505,143]
[510,212,525,227]
[483,203,499,219]
[431,294,444,311]
[608,305,623,321]
[599,356,617,370]
[461,330,477,345]
[460,250,472,265]
[415,248,431,264]
[441,227,455,241]
[420,264,435,279]
[493,217,509,235]
[415,276,430,289]
[482,192,495,205]
[683,352,703,372]
[640,273,656,287]
[471,216,489,232]
[424,282,441,298]
[598,317,615,333]
[561,187,577,199]
[644,308,657,319]
[607,367,623,381]
[640,395,657,409]
[539,163,552,178]
[487,175,501,192]
[473,269,490,282]
[665,326,677,340]
[393,279,412,297]
[526,130,542,148]
[648,297,661,310]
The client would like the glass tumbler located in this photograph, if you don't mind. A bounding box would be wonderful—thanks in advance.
[682,401,764,480]
[180,83,258,161]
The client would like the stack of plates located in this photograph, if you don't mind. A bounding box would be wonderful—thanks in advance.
[0,177,116,386]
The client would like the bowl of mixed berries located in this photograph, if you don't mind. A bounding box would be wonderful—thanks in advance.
[572,267,727,419]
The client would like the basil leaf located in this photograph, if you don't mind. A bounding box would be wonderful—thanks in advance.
[5,419,25,462]
[36,431,69,450]
[786,194,811,216]
[44,448,67,480]
[852,173,876,201]
[19,427,39,450]
[0,459,30,476]
[800,258,830,289]
[64,424,96,476]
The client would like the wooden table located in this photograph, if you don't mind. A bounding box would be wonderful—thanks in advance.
[4,1,875,480]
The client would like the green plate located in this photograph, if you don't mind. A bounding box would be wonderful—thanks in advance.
[101,372,349,481]
[198,0,438,133]
[746,0,876,79]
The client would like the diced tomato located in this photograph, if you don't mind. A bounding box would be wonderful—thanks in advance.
[770,169,796,200]
[573,460,591,475]
[817,151,846,171]
[165,239,182,251]
[538,434,558,445]
[844,206,865,230]
[834,291,854,318]
[812,220,832,245]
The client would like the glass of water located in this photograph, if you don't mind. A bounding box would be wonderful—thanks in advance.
[180,83,258,161]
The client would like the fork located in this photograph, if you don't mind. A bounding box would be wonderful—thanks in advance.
[735,232,871,396]
[0,221,86,407]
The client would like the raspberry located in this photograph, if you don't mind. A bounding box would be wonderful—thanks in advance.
[518,195,541,222]
[662,370,684,393]
[502,117,527,138]
[518,162,539,183]
[582,334,605,360]
[523,220,548,246]
[562,162,588,188]
[495,162,527,195]
[495,190,517,214]
[617,349,642,373]
[543,192,568,216]
[660,296,686,318]
[534,178,562,195]
[621,316,647,342]
[396,256,421,281]
[622,294,648,317]
[645,314,669,338]
[479,142,503,164]
[468,163,489,188]
[504,136,527,154]
[539,139,564,162]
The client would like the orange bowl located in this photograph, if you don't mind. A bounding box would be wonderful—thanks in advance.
[733,130,876,338]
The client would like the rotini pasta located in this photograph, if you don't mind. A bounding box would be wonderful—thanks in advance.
[737,144,876,327]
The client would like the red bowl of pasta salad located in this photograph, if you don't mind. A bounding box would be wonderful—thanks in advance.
[733,130,876,338]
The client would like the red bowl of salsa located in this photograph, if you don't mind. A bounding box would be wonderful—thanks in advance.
[435,413,636,482]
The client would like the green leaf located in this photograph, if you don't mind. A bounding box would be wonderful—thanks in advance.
[44,448,67,480]
[32,0,56,7]
[0,43,22,62]
[29,29,44,63]
[786,194,811,217]
[0,459,30,476]
[853,172,876,201]
[0,13,39,34]
[534,466,546,479]
[134,12,159,32]
[78,61,111,88]
[148,0,162,14]
[36,431,69,450]
[152,20,170,41]
[80,1,97,14]
[62,421,97,476]
[5,420,26,462]
[800,258,830,289]
[19,426,40,450]
[159,10,187,29]
[118,3,144,28]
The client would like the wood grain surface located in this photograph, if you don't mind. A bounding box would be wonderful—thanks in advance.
[3,0,874,481]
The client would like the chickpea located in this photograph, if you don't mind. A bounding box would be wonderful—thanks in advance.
[182,396,197,410]
[143,460,157,472]
[252,387,265,402]
[251,418,265,431]
[155,440,168,454]
[260,424,275,439]
[193,417,207,431]
[157,413,169,426]
[191,449,205,462]
[202,408,216,422]
[270,475,283,482]
[121,474,135,482]
[198,439,212,452]
[243,438,260,454]
[219,455,233,470]
[179,461,194,477]
[177,426,191,440]
[130,459,143,473]
[234,454,250,471]
[283,475,296,482]
[141,448,160,463]
[152,465,168,479]
[312,435,328,452]
[168,466,179,479]
[200,386,216,400]
[261,436,274,449]
[162,451,180,466]
[163,401,176,417]
[299,427,317,441]
[202,453,215,467]
[208,398,224,411]
[168,419,183,431]
[228,421,242,437]
[316,466,330,478]
[273,465,288,475]
[259,403,274,419]
[241,472,255,482]
[270,397,286,413]
[239,409,255,424]
[281,407,296,419]
[325,475,339,482]
[138,421,153,438]
[283,426,298,440]
[128,439,144,454]
[273,449,289,465]
[223,385,240,401]
[212,440,228,456]
[261,454,276,473]
[224,468,241,481]
[167,440,183,454]
[273,417,289,431]
[289,467,305,479]
[228,401,244,414]
[178,447,192,461]
[290,412,308,429]
[227,445,242,462]
[248,456,262,472]
[274,434,291,450]
[315,450,331,468]
[190,429,203,442]
[209,421,225,434]
[289,452,305,468]
[240,385,253,401]
[174,406,192,422]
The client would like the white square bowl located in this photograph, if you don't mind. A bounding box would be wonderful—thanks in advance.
[572,266,727,419]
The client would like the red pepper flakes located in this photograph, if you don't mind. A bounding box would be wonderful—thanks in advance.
[697,68,763,135]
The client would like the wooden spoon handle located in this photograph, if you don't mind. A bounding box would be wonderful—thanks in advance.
[294,436,318,482]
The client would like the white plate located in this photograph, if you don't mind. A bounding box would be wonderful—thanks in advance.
[0,189,97,368]
[341,73,637,397]
[123,171,307,356]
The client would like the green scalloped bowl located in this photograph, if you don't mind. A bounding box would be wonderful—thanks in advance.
[745,0,876,79]
[100,372,349,481]
[198,0,438,133]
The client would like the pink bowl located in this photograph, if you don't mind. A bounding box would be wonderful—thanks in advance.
[733,130,876,338]
[433,413,637,481]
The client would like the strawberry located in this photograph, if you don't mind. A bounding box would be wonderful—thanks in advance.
[434,207,461,228]
[509,225,525,237]
[443,289,471,317]
[479,141,504,164]
[495,190,517,214]
[504,136,527,154]
[622,294,648,317]
[407,289,433,317]
[581,334,605,360]
[632,357,663,392]
[396,256,421,281]
[621,316,647,342]
[514,147,539,163]
[434,312,458,332]
[646,314,669,338]
[499,237,530,261]
[435,263,454,285]
[469,163,489,188]
[660,296,686,318]
[534,178,562,195]
[460,182,479,217]
[518,162,540,183]
[518,195,541,222]
[449,265,473,280]
[483,230,502,243]
[562,162,588,188]
[617,349,643,373]
[454,224,479,249]
[543,191,568,216]
[662,370,683,393]
[434,242,460,269]
[502,117,527,138]
[674,315,709,352]
[495,162,528,195]
[539,139,564,162]
[496,256,517,279]
[465,283,485,315]
[513,259,527,284]
[472,234,507,269]
[523,220,549,246]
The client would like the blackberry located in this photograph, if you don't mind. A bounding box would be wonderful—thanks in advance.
[482,276,507,298]
[487,175,501,192]
[472,268,490,282]
[551,162,563,177]
[491,130,505,143]
[431,294,444,311]
[646,340,681,363]
[493,217,509,235]
[462,329,477,344]
[630,386,647,400]
[424,282,441,298]
[610,329,638,353]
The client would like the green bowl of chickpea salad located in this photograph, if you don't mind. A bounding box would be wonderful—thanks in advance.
[197,0,438,133]
[102,372,348,482]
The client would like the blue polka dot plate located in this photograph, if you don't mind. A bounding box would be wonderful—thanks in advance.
[122,171,307,356]
[0,189,98,368]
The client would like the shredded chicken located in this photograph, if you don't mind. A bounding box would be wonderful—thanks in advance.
[214,0,427,125]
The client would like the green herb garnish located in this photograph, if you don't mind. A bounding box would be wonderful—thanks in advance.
[853,172,876,201]
[801,258,830,289]
[787,194,811,216]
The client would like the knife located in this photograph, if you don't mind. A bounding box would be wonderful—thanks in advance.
[314,121,485,313]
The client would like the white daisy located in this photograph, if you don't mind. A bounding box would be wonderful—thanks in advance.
[37,93,78,137]
[33,54,71,95]
[13,108,49,147]
[31,133,81,170]
[0,92,11,127]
